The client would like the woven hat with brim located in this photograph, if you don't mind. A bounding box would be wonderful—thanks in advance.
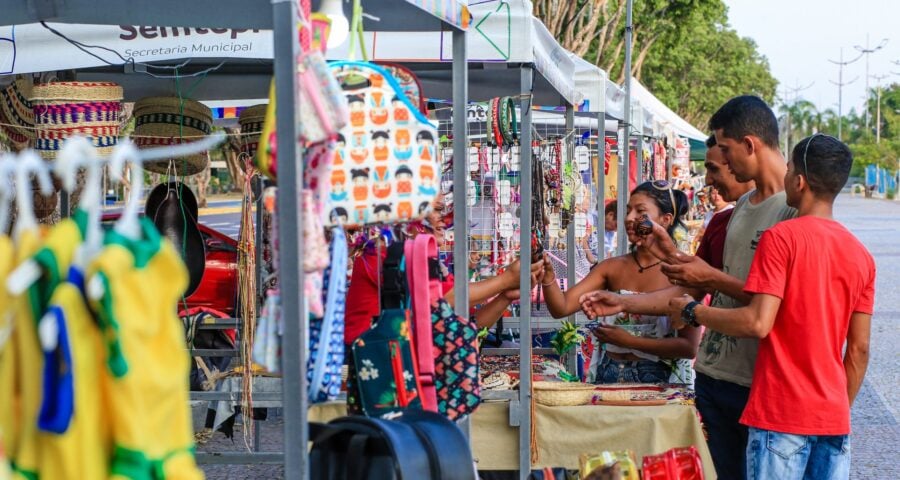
[0,102,31,152]
[31,82,123,160]
[238,104,267,170]
[0,77,35,151]
[132,96,212,176]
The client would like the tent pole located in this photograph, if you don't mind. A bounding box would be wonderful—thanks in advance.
[598,112,606,261]
[451,25,471,439]
[272,1,307,478]
[565,102,576,337]
[618,0,634,256]
[518,64,534,480]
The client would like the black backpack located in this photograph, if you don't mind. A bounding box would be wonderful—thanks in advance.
[310,410,476,480]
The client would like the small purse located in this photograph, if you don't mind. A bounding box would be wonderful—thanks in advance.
[351,308,423,417]
[298,50,349,144]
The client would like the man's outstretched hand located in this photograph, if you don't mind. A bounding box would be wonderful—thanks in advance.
[578,290,625,319]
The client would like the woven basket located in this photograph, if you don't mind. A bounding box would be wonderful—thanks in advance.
[0,77,35,151]
[132,96,212,176]
[533,381,597,407]
[31,81,123,160]
[238,104,267,170]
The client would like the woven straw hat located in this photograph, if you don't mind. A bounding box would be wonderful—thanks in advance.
[238,104,267,169]
[132,96,212,176]
[0,77,35,151]
[31,81,123,160]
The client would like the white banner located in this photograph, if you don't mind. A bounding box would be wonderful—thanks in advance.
[0,23,273,75]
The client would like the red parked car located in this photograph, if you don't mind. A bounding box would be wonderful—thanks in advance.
[101,213,239,316]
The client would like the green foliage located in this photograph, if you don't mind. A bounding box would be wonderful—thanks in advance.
[887,188,896,200]
[534,0,778,128]
[637,2,778,126]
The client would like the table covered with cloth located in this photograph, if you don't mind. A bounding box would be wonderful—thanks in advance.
[308,400,716,479]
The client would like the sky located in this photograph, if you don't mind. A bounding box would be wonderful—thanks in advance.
[724,0,899,115]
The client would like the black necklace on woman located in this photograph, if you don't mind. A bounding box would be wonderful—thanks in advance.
[632,249,661,273]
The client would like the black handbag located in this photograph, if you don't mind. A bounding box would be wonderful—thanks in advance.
[310,410,475,480]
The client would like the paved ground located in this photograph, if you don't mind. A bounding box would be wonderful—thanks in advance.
[836,196,900,479]
[196,194,900,479]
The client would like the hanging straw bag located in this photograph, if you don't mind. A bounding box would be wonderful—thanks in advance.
[31,81,123,160]
[132,96,213,176]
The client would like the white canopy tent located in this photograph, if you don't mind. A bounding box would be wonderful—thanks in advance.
[631,77,706,141]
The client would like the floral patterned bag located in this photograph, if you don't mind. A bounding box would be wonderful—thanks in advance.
[351,308,423,417]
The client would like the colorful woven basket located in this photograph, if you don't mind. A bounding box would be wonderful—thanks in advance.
[132,96,212,176]
[0,77,35,152]
[238,104,267,170]
[30,81,123,160]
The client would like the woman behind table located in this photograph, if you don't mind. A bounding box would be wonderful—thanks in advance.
[539,181,701,384]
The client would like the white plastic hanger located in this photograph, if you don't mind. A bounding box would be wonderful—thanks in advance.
[0,154,18,235]
[54,136,104,267]
[12,151,53,240]
[109,139,143,241]
[6,137,101,296]
[5,151,54,295]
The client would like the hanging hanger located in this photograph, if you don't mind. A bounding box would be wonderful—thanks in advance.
[5,151,54,295]
[12,151,53,240]
[54,135,105,266]
[0,154,17,235]
[6,137,101,296]
[108,139,143,241]
[7,132,227,297]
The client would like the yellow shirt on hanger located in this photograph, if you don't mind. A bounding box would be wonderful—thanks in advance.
[7,214,86,480]
[35,276,110,479]
[5,227,46,480]
[87,219,203,480]
[0,234,16,480]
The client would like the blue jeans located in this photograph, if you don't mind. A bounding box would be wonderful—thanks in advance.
[747,427,850,480]
[595,355,669,384]
[695,372,751,480]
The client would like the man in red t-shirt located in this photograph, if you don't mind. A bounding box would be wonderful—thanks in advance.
[695,135,755,269]
[669,134,874,480]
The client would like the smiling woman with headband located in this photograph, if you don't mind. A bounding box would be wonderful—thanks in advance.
[539,181,701,384]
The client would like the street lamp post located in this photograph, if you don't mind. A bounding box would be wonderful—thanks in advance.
[829,47,863,141]
[855,35,889,135]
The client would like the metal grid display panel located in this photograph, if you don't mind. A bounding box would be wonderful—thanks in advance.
[437,109,598,327]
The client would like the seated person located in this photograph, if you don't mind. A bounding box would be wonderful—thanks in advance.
[539,181,702,384]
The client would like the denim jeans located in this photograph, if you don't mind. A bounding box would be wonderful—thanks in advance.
[695,372,751,480]
[747,427,850,480]
[595,355,669,384]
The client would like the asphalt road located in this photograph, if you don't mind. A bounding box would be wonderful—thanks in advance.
[104,198,244,238]
[196,194,900,479]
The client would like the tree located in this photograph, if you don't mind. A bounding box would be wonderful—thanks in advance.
[533,0,778,126]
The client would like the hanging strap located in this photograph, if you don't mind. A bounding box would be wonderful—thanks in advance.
[346,0,369,61]
[310,227,348,402]
[406,234,438,412]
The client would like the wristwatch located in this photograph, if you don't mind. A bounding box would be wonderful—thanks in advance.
[681,301,701,328]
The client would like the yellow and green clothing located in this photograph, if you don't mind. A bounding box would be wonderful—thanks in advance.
[5,228,46,480]
[88,218,202,480]
[35,269,111,479]
[0,234,15,479]
[5,213,88,480]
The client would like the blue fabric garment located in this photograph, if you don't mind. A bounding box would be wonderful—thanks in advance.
[37,305,75,434]
[308,227,348,403]
[747,427,850,480]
